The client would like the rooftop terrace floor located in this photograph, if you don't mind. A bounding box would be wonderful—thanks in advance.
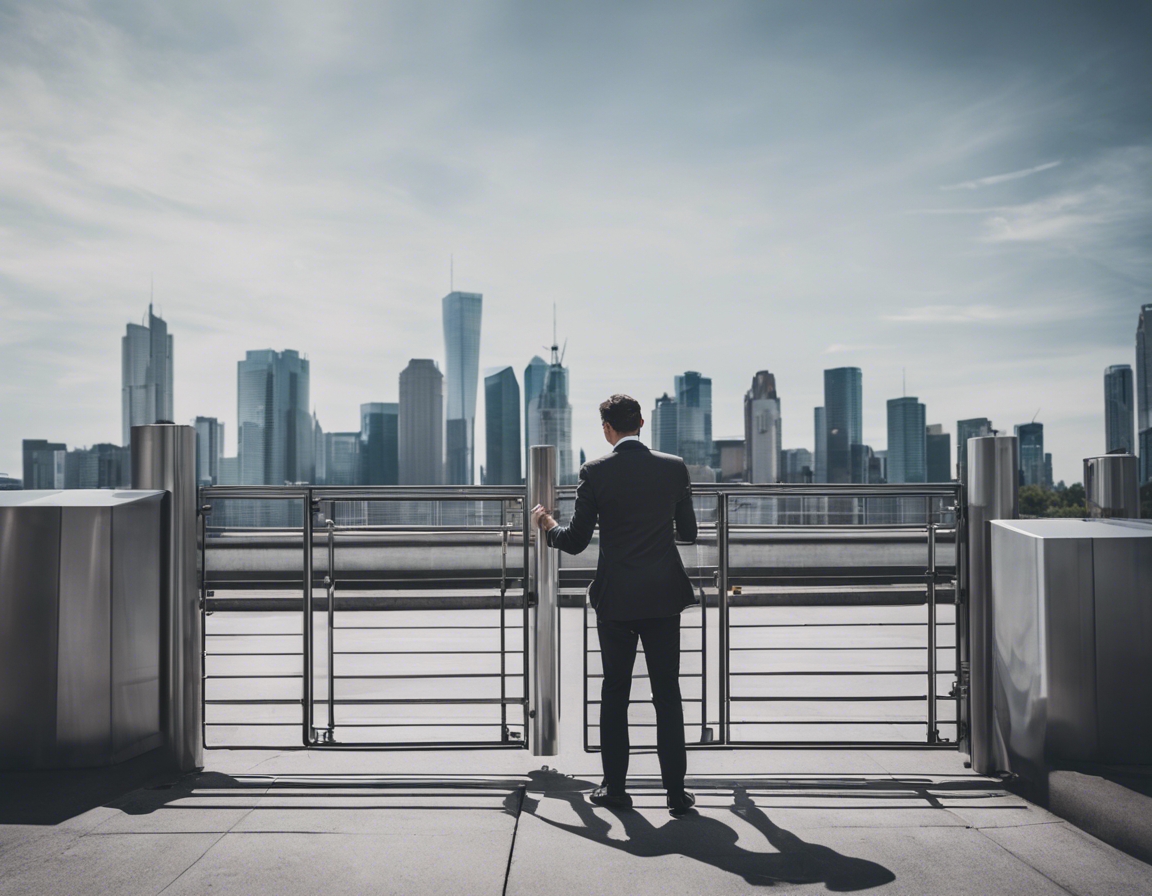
[3,744,1151,894]
[3,603,1150,894]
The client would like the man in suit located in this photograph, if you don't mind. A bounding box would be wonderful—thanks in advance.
[532,393,698,816]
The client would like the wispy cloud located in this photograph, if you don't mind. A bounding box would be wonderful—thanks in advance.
[882,305,1011,324]
[941,160,1061,191]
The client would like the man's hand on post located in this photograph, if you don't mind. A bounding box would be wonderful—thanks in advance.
[531,504,558,532]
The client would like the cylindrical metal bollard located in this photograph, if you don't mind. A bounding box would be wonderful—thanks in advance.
[967,435,1018,775]
[131,424,202,772]
[1085,454,1139,518]
[529,445,560,756]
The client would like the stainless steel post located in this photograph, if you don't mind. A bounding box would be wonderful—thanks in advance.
[967,435,1019,774]
[325,518,335,740]
[302,493,314,745]
[717,492,730,744]
[529,445,560,756]
[1084,454,1140,518]
[926,523,938,744]
[131,423,202,772]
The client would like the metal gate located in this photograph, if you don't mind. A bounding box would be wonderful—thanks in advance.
[200,482,965,754]
[199,486,531,750]
[573,483,964,751]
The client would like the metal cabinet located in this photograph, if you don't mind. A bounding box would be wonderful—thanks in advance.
[989,518,1152,783]
[0,490,165,768]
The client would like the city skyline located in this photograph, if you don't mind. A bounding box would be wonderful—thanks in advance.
[16,292,1152,489]
[2,4,1150,484]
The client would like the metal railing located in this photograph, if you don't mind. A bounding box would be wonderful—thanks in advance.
[199,481,964,753]
[200,486,530,750]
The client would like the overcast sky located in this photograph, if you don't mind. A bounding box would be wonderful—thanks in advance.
[2,1,1150,484]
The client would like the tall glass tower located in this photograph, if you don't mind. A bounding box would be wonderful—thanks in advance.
[484,366,521,485]
[675,371,713,469]
[360,402,399,485]
[1015,422,1045,487]
[886,396,926,483]
[1138,305,1152,482]
[193,416,224,486]
[813,407,827,482]
[651,393,679,455]
[925,423,951,483]
[237,349,312,485]
[122,304,174,445]
[1104,364,1134,455]
[399,359,445,485]
[528,339,573,484]
[824,368,862,483]
[442,292,482,485]
[956,417,993,478]
[523,356,549,480]
[744,370,781,483]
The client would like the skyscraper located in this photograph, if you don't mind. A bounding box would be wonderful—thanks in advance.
[675,371,713,469]
[484,366,521,485]
[193,416,224,486]
[62,444,129,489]
[744,370,781,483]
[528,340,574,484]
[1138,305,1152,482]
[325,432,361,486]
[781,448,813,483]
[360,402,399,485]
[714,438,746,481]
[926,423,952,483]
[399,359,444,485]
[22,439,66,489]
[237,349,312,485]
[442,291,483,484]
[956,418,993,478]
[814,407,827,482]
[1105,364,1135,454]
[312,413,326,485]
[1015,422,1045,487]
[523,356,548,480]
[651,393,678,455]
[122,304,174,445]
[824,368,862,483]
[887,396,926,483]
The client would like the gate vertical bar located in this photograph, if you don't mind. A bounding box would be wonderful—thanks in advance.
[302,492,314,746]
[926,522,938,744]
[499,501,508,740]
[199,493,209,752]
[131,423,202,772]
[522,496,531,740]
[717,492,730,744]
[529,445,560,756]
[326,518,335,740]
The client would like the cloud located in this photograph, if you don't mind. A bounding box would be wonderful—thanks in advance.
[941,160,1061,191]
[882,305,1011,324]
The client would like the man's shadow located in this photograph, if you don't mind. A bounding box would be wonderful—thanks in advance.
[517,768,895,891]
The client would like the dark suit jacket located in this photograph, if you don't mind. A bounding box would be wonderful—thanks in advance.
[546,439,698,619]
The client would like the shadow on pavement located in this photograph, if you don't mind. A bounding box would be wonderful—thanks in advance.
[521,768,902,891]
[0,748,177,826]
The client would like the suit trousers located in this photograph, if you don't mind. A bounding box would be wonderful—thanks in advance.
[596,614,687,795]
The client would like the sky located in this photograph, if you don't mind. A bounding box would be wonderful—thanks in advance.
[1,0,1150,484]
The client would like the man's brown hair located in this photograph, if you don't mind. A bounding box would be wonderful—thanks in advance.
[599,394,642,433]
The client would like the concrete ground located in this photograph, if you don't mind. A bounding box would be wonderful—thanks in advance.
[4,607,1150,893]
[2,746,1151,895]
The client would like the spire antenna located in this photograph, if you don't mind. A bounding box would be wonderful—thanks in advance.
[450,254,454,292]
